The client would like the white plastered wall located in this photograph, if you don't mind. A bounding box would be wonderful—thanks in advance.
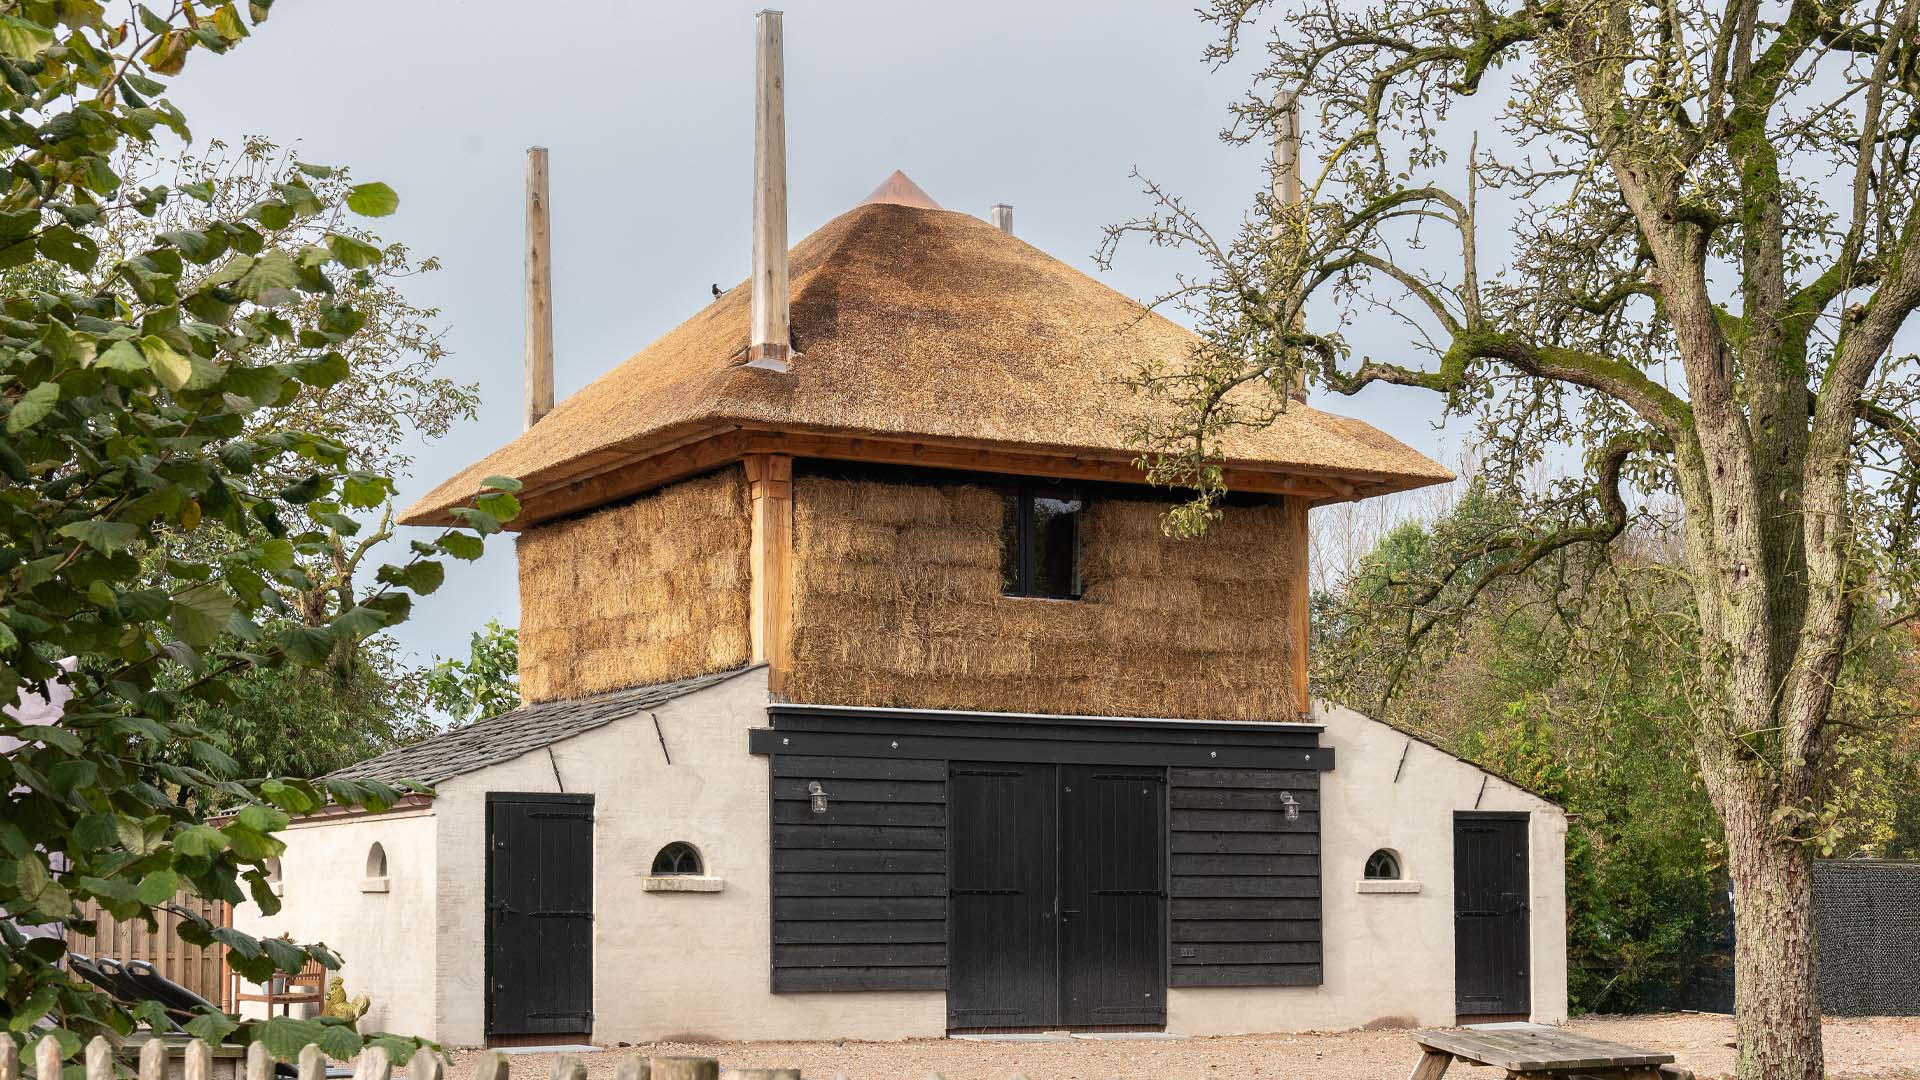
[229,807,437,1036]
[1168,700,1568,1033]
[428,667,945,1045]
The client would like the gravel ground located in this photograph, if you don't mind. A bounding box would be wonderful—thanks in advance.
[444,1014,1920,1080]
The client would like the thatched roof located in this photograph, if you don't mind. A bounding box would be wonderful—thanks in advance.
[402,179,1450,526]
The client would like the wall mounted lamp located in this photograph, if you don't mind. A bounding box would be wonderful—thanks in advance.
[808,780,831,814]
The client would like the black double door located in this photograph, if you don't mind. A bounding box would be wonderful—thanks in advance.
[948,762,1167,1030]
[486,793,594,1042]
[1453,811,1531,1020]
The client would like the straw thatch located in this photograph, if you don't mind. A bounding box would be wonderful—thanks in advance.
[785,474,1304,720]
[516,467,751,703]
[402,196,1450,526]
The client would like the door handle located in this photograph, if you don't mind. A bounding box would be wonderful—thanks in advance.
[1060,908,1081,922]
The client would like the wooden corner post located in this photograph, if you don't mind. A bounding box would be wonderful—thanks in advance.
[745,454,794,694]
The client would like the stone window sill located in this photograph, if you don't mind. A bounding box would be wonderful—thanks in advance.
[641,875,724,893]
[360,877,389,894]
[1356,880,1422,894]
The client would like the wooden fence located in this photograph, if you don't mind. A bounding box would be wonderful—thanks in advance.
[64,893,233,1009]
[0,1037,799,1080]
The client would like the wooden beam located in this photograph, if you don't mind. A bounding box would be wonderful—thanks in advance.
[523,147,555,430]
[748,10,790,371]
[1289,495,1311,715]
[745,453,795,695]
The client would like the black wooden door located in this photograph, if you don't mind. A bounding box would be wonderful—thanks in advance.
[1059,766,1166,1027]
[948,764,1057,1029]
[486,793,594,1040]
[948,762,1167,1030]
[1454,812,1530,1020]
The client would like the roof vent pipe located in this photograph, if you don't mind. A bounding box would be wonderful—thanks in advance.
[1271,90,1306,402]
[990,203,1013,235]
[523,146,555,429]
[747,9,791,372]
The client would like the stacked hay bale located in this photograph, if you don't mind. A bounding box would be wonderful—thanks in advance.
[516,467,752,702]
[787,474,1302,720]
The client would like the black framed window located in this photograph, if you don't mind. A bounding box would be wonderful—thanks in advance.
[1364,849,1401,880]
[1000,486,1083,599]
[651,841,704,876]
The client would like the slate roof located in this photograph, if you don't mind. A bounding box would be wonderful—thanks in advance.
[329,666,758,787]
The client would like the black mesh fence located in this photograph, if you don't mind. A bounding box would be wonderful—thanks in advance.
[1814,859,1920,1015]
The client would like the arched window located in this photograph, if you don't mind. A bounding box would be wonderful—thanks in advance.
[651,842,703,876]
[365,842,387,879]
[1364,849,1402,880]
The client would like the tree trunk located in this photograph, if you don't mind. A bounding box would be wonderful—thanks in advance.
[1718,777,1823,1080]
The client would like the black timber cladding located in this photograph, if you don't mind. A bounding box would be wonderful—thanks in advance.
[752,705,1332,995]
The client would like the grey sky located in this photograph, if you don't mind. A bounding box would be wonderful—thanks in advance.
[166,0,1456,669]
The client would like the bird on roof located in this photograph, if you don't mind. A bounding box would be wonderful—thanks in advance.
[711,283,721,300]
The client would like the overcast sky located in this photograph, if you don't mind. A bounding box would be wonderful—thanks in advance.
[165,0,1460,672]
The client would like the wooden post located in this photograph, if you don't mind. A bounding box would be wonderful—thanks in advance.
[613,1057,651,1080]
[745,453,795,694]
[354,1046,392,1080]
[184,1039,211,1080]
[408,1049,443,1080]
[139,1039,167,1080]
[1271,89,1307,403]
[525,145,556,429]
[1405,1050,1452,1080]
[470,1052,508,1080]
[549,1056,586,1080]
[245,1042,273,1080]
[85,1037,112,1080]
[1290,495,1311,715]
[990,204,1013,234]
[0,1035,18,1080]
[747,9,791,371]
[729,1071,800,1080]
[298,1045,326,1080]
[648,1059,718,1080]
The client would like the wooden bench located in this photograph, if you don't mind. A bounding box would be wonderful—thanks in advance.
[1410,1026,1693,1080]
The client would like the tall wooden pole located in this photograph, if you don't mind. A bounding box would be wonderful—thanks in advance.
[748,9,790,371]
[524,146,555,429]
[1272,91,1306,404]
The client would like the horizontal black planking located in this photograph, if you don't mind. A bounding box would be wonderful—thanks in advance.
[773,824,945,850]
[772,966,947,992]
[767,707,1323,748]
[1169,832,1319,856]
[1172,898,1321,921]
[774,849,947,874]
[1170,768,1321,789]
[1169,964,1322,988]
[1172,919,1322,943]
[1171,853,1321,877]
[774,943,947,968]
[770,755,946,781]
[1171,876,1320,899]
[1171,809,1320,834]
[1172,942,1322,965]
[751,729,1330,771]
[773,872,946,898]
[774,802,946,827]
[773,919,947,944]
[774,778,946,804]
[774,896,946,921]
[1171,788,1321,812]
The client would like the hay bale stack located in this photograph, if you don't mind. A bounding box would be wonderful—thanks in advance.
[787,474,1302,720]
[517,467,751,702]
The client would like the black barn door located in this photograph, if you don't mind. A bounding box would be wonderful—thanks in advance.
[1454,812,1530,1021]
[1060,766,1167,1027]
[948,763,1167,1030]
[486,793,594,1042]
[948,764,1057,1029]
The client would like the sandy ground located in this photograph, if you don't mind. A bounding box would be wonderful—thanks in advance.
[444,1013,1920,1080]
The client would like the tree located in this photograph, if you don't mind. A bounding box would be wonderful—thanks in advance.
[0,0,518,1059]
[1101,2,1920,1076]
[425,619,519,724]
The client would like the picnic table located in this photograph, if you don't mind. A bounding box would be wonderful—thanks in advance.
[1409,1025,1692,1080]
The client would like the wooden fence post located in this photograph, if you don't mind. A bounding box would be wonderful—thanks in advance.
[298,1045,326,1080]
[138,1038,166,1080]
[549,1056,585,1080]
[34,1036,61,1080]
[613,1057,650,1080]
[84,1037,112,1080]
[354,1046,392,1080]
[470,1051,508,1080]
[729,1070,800,1080]
[184,1039,211,1080]
[0,1034,17,1080]
[246,1041,274,1080]
[648,1059,718,1080]
[407,1048,443,1080]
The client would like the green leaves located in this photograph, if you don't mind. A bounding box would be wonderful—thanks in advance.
[57,519,140,554]
[13,855,71,920]
[345,182,399,217]
[171,583,237,648]
[7,381,59,433]
[0,15,55,58]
